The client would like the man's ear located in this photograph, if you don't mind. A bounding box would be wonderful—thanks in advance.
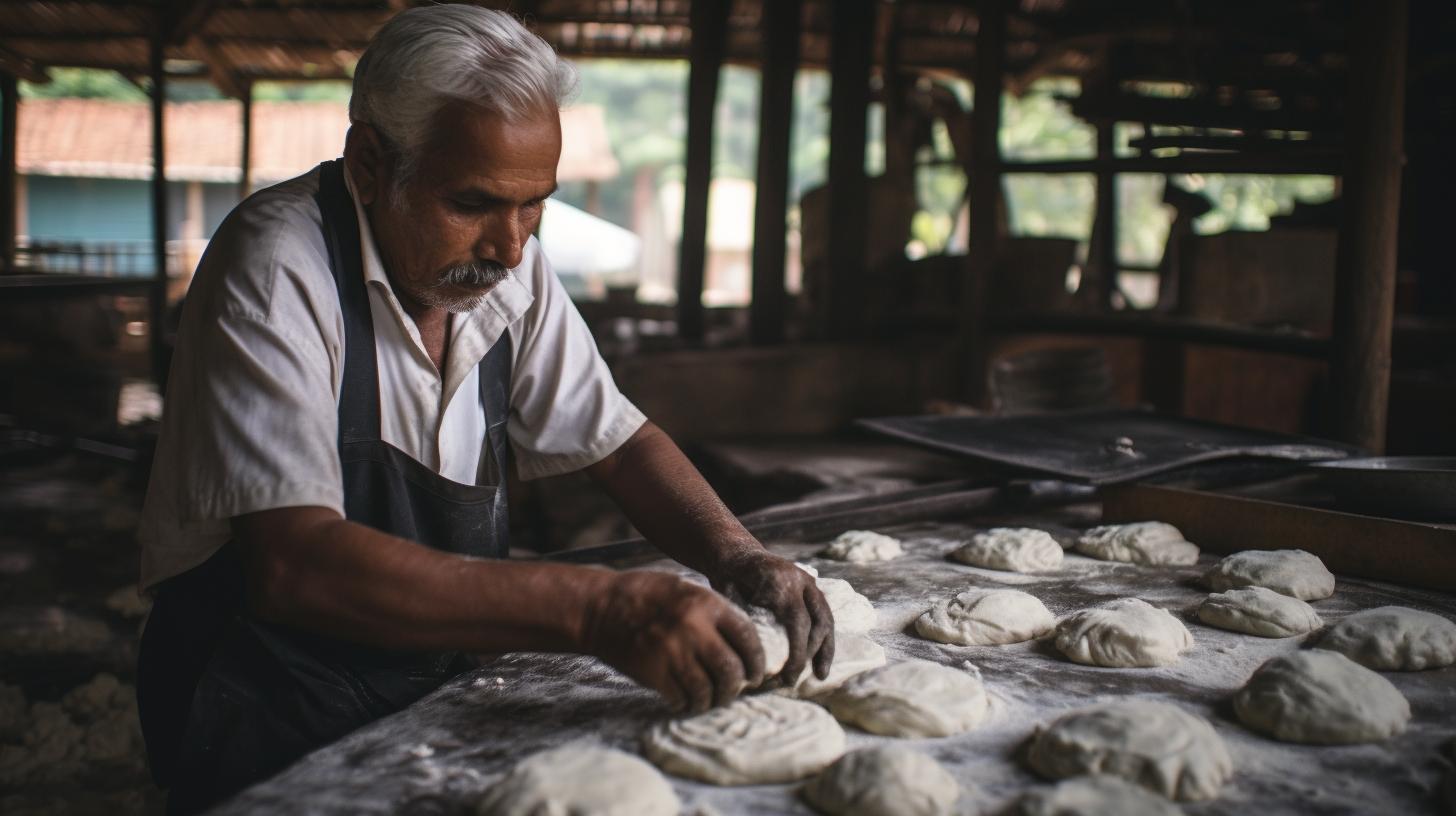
[343,123,387,206]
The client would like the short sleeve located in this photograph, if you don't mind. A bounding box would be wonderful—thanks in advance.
[506,246,646,480]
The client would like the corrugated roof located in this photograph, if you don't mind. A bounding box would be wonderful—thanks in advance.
[17,99,619,184]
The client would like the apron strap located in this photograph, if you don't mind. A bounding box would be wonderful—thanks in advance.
[314,159,382,445]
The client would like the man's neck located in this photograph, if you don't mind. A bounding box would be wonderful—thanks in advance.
[391,278,452,372]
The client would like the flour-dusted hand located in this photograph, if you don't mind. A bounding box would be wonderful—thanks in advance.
[581,570,765,713]
[711,549,836,684]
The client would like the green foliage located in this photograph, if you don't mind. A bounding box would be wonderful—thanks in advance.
[253,81,353,103]
[20,68,146,101]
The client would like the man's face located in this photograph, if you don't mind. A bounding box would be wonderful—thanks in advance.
[364,102,561,314]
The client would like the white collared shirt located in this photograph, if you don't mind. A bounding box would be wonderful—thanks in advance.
[138,164,645,590]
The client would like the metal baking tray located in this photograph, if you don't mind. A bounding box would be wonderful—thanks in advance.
[1308,456,1456,521]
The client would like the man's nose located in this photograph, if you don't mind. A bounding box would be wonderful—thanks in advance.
[476,211,527,269]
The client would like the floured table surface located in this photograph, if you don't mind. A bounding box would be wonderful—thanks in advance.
[213,515,1456,815]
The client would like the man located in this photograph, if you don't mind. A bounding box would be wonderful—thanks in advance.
[135,7,833,812]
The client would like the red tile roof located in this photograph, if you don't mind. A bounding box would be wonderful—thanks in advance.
[17,98,618,184]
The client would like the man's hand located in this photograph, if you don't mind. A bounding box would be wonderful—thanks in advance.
[710,550,835,685]
[581,570,766,713]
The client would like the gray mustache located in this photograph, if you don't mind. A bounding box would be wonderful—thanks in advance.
[438,261,510,289]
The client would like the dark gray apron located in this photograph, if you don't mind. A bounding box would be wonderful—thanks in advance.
[137,160,512,814]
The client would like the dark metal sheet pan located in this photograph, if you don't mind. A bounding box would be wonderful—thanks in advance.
[857,408,1355,485]
[1308,456,1456,521]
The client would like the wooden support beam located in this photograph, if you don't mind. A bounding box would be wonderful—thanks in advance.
[0,46,48,84]
[824,0,875,340]
[1331,0,1408,454]
[149,37,170,386]
[1091,117,1117,308]
[958,0,1007,405]
[1,74,17,272]
[239,78,253,199]
[748,0,801,345]
[675,0,730,342]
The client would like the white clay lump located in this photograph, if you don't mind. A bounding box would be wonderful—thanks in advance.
[643,694,846,785]
[827,659,989,738]
[1318,605,1456,670]
[1025,701,1233,801]
[1075,522,1200,566]
[1054,598,1193,668]
[1203,549,1335,600]
[951,527,1064,572]
[1013,775,1184,816]
[800,745,961,816]
[477,743,680,816]
[916,588,1056,646]
[1197,586,1323,638]
[1233,650,1410,744]
[821,530,904,562]
[816,577,878,633]
[780,631,886,698]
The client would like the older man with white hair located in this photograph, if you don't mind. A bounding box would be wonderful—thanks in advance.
[135,6,833,812]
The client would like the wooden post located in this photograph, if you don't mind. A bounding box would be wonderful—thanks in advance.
[239,78,254,199]
[150,37,170,385]
[959,0,1007,404]
[825,0,875,339]
[1,73,17,272]
[1331,0,1407,453]
[749,0,802,345]
[1093,118,1118,308]
[676,0,730,343]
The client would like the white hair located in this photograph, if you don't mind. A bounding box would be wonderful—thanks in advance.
[349,5,577,180]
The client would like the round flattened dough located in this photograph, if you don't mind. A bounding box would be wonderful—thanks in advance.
[1014,775,1184,816]
[477,744,681,816]
[821,530,904,563]
[643,694,846,785]
[817,577,877,633]
[801,745,960,816]
[1203,549,1335,600]
[1197,586,1323,638]
[781,632,887,698]
[1054,598,1193,668]
[1318,605,1456,671]
[827,659,988,738]
[951,528,1064,572]
[1075,522,1200,566]
[1233,650,1410,744]
[1025,701,1233,802]
[915,588,1056,646]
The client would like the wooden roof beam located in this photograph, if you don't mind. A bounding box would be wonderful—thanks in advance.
[0,44,49,83]
[166,0,229,45]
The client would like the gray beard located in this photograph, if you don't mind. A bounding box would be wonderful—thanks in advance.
[416,260,511,313]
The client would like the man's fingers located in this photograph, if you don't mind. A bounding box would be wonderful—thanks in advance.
[675,652,714,714]
[699,644,747,709]
[718,612,766,688]
[805,584,836,680]
[777,589,812,683]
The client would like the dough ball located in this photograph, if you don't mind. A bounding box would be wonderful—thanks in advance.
[781,632,887,698]
[1318,605,1456,670]
[1197,586,1323,638]
[801,745,960,816]
[643,695,846,785]
[1013,775,1183,816]
[1075,522,1199,566]
[821,530,903,563]
[817,577,877,633]
[477,743,680,816]
[1203,549,1334,600]
[1233,650,1410,744]
[951,528,1064,572]
[796,562,820,578]
[827,659,988,738]
[1025,701,1232,801]
[1054,598,1193,668]
[747,608,790,678]
[915,588,1055,646]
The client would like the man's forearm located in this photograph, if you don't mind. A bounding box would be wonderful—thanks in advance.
[585,421,764,577]
[235,507,615,654]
